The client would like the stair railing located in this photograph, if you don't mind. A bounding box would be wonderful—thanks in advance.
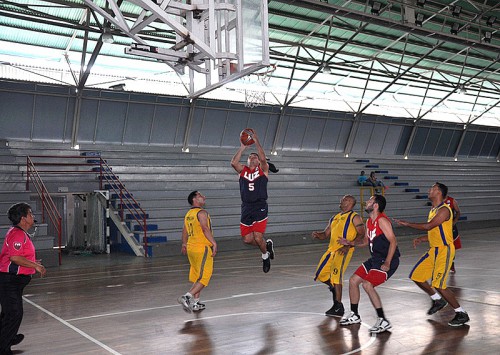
[98,158,149,256]
[26,156,63,265]
[26,154,150,258]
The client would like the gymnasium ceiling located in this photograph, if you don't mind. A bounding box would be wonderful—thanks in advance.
[0,0,499,127]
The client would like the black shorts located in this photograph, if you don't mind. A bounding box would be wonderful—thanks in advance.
[241,201,268,226]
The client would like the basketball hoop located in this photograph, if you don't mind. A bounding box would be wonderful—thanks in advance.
[242,64,276,108]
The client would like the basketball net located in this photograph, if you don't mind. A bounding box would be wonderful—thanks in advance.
[243,65,276,108]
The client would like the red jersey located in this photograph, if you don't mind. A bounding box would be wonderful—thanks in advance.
[366,213,400,260]
[0,226,36,275]
[444,196,458,218]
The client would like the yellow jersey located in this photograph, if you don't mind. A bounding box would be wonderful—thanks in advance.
[427,203,453,248]
[328,211,359,252]
[184,207,213,247]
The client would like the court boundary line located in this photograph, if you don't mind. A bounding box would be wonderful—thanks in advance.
[23,297,122,355]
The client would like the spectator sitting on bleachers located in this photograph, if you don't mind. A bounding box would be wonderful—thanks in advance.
[357,171,371,186]
[367,171,385,193]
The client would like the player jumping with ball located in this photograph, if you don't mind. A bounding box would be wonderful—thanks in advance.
[231,129,274,273]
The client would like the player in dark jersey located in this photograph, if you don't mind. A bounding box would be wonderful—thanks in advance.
[231,129,274,273]
[339,194,400,333]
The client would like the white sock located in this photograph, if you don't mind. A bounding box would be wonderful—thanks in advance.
[262,252,269,260]
[430,293,441,300]
[454,307,465,313]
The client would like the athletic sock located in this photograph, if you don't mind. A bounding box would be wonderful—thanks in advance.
[351,303,359,315]
[262,252,269,260]
[185,292,193,299]
[376,307,385,319]
[430,293,442,301]
[454,307,465,313]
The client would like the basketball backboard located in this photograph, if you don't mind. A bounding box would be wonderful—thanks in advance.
[119,0,270,98]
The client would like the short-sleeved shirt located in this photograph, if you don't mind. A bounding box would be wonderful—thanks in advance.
[0,226,36,275]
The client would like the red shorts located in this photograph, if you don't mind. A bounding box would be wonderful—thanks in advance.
[454,236,462,250]
[354,264,388,287]
[240,218,268,237]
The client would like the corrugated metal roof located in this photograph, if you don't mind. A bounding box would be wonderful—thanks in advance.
[0,0,499,126]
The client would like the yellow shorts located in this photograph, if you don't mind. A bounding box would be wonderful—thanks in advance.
[314,248,354,285]
[187,245,214,287]
[409,245,455,289]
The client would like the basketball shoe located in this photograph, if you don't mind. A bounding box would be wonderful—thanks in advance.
[192,302,206,312]
[369,318,392,333]
[178,295,193,313]
[448,311,470,327]
[263,256,271,273]
[427,298,447,315]
[266,239,274,259]
[325,302,344,317]
[339,311,361,325]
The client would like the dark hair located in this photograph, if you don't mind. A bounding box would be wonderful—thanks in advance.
[8,203,32,225]
[360,170,365,175]
[187,191,198,206]
[373,194,386,212]
[434,182,448,198]
[370,171,376,178]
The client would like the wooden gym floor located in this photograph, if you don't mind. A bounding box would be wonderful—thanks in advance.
[12,227,500,354]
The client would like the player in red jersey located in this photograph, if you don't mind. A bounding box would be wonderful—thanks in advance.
[231,129,274,273]
[339,195,400,333]
[443,195,461,273]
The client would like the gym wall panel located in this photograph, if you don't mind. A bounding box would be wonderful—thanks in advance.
[381,124,402,155]
[247,110,276,150]
[0,92,34,139]
[198,108,228,147]
[445,130,461,157]
[32,95,69,141]
[94,100,128,143]
[422,128,442,156]
[149,103,187,146]
[367,123,391,155]
[469,131,487,157]
[301,117,326,151]
[435,129,455,157]
[282,114,309,151]
[123,103,155,144]
[410,126,430,156]
[458,131,476,157]
[318,118,349,152]
[350,122,372,155]
[77,99,99,143]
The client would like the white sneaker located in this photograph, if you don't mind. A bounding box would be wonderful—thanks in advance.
[369,317,392,333]
[192,302,206,312]
[339,311,361,325]
[177,295,192,313]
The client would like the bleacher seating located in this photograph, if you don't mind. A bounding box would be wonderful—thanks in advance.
[0,140,499,258]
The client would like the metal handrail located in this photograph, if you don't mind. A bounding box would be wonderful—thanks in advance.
[26,156,63,265]
[25,154,150,258]
[98,158,149,256]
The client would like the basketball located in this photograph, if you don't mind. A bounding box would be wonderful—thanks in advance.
[240,128,255,146]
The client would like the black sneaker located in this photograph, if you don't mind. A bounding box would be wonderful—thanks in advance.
[263,257,271,273]
[325,302,344,317]
[266,239,274,260]
[11,334,24,346]
[427,298,448,315]
[448,311,470,327]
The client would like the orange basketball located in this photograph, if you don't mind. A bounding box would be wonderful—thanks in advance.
[240,128,255,146]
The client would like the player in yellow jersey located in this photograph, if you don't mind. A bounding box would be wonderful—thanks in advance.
[394,182,469,327]
[178,191,217,313]
[312,195,365,317]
